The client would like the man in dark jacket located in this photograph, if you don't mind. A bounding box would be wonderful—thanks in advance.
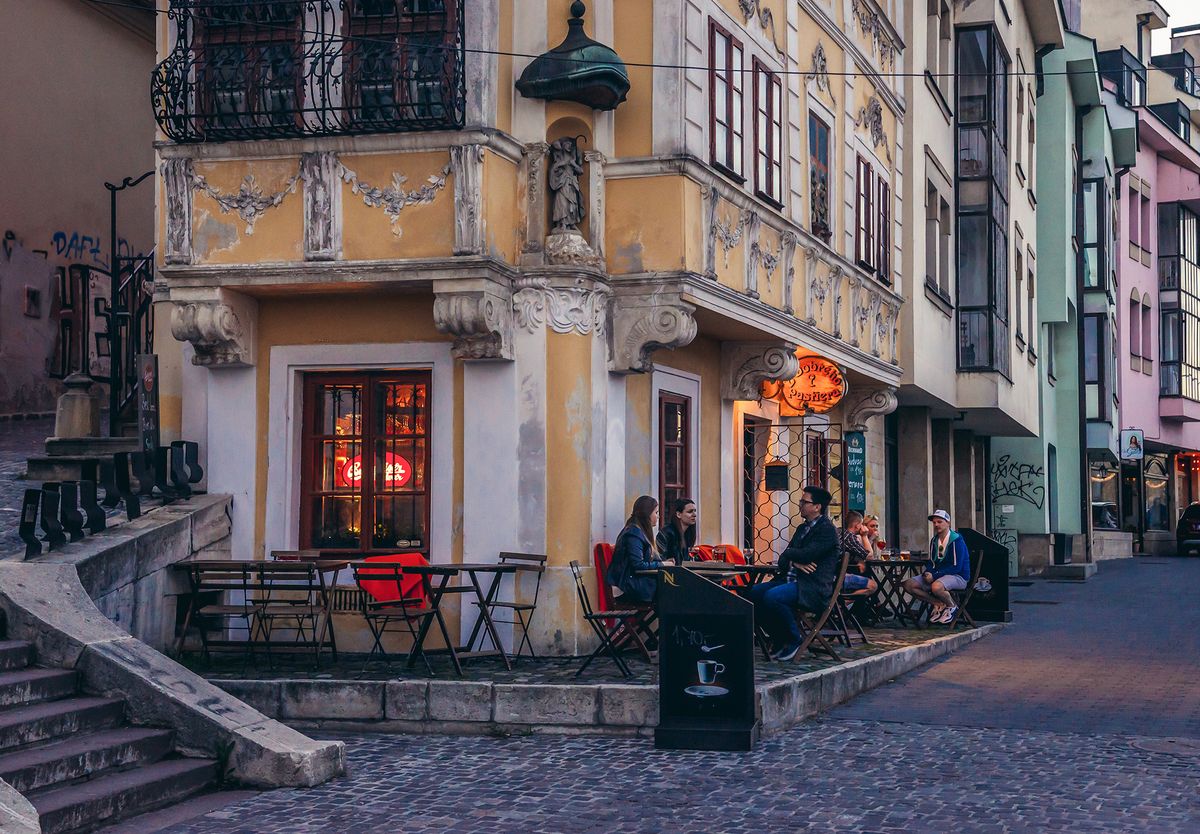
[748,485,841,661]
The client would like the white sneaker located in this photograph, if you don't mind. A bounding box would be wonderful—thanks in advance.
[940,606,958,624]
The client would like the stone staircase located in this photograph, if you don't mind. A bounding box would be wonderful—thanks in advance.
[0,638,218,834]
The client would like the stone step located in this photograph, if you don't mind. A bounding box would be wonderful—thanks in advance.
[0,640,34,672]
[0,668,78,708]
[0,727,175,795]
[0,698,124,753]
[30,757,218,834]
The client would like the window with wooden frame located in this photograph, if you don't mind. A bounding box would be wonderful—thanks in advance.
[709,20,744,179]
[809,113,832,241]
[196,2,304,134]
[876,176,891,283]
[753,59,783,205]
[300,370,432,555]
[855,155,874,270]
[805,433,830,490]
[659,393,692,518]
[345,0,457,125]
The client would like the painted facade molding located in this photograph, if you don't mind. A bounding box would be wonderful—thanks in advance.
[609,292,698,374]
[854,95,891,161]
[450,144,486,255]
[162,157,194,265]
[339,159,453,237]
[433,281,514,360]
[737,0,783,53]
[850,0,899,70]
[169,292,257,368]
[192,167,302,235]
[845,384,899,431]
[301,151,341,261]
[806,42,834,102]
[721,342,799,401]
[584,149,607,258]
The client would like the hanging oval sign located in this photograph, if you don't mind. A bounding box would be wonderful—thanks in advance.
[762,355,846,415]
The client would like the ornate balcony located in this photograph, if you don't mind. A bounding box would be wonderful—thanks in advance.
[153,0,465,143]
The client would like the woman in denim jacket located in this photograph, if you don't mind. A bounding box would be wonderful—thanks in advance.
[605,495,676,603]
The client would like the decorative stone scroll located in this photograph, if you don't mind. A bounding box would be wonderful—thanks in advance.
[609,292,698,374]
[301,151,341,261]
[512,275,609,336]
[806,42,834,102]
[703,185,750,279]
[780,232,798,314]
[170,298,255,368]
[451,144,485,255]
[854,96,890,160]
[433,283,514,361]
[845,385,899,432]
[163,158,194,265]
[737,0,783,53]
[721,342,799,401]
[851,0,898,70]
[192,167,302,235]
[339,160,453,237]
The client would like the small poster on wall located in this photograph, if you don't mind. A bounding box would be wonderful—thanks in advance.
[1120,429,1145,461]
[846,431,866,512]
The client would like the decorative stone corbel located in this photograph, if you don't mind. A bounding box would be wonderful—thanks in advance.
[608,292,698,374]
[451,144,486,255]
[301,151,341,261]
[845,385,899,431]
[163,158,194,265]
[433,281,514,360]
[721,342,799,401]
[169,290,257,368]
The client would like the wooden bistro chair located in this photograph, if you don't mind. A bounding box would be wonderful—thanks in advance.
[253,561,338,667]
[789,547,853,663]
[351,554,436,674]
[177,562,259,664]
[472,551,547,659]
[569,561,648,679]
[944,548,985,629]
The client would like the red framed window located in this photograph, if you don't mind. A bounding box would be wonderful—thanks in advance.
[300,370,432,555]
[659,393,692,517]
[753,59,783,204]
[709,20,744,180]
[855,155,875,270]
[805,433,829,489]
[876,176,891,283]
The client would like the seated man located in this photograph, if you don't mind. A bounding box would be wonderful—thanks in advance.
[748,485,840,661]
[902,509,970,623]
[840,510,878,596]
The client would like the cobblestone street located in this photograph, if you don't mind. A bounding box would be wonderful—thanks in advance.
[155,558,1200,833]
[0,417,50,550]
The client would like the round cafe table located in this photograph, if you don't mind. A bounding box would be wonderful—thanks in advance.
[863,556,926,627]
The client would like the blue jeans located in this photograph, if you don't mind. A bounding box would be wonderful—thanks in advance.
[748,580,803,648]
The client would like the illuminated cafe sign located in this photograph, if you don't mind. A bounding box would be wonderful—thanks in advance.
[761,356,847,416]
[337,452,413,489]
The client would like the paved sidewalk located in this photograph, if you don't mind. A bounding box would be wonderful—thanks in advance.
[0,417,51,549]
[154,557,1200,833]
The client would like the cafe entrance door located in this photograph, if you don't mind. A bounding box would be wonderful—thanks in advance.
[742,419,844,564]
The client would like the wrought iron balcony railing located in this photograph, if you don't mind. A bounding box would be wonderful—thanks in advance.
[153,0,465,143]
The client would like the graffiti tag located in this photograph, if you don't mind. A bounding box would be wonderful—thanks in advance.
[51,231,132,270]
[990,454,1045,510]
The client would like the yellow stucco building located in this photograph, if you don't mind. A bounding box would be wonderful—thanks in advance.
[152,0,906,654]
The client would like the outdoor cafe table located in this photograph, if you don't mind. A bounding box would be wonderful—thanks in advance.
[864,557,925,626]
[403,562,517,675]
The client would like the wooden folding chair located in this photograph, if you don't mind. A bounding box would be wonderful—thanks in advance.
[790,548,852,662]
[826,589,871,647]
[352,555,437,674]
[569,560,648,678]
[176,562,259,664]
[592,542,656,660]
[253,562,338,666]
[945,549,985,629]
[472,551,547,659]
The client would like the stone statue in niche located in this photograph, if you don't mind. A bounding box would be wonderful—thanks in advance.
[548,137,585,232]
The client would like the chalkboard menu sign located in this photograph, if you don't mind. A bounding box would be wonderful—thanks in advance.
[655,567,758,751]
[846,431,866,512]
[959,527,1013,623]
[136,354,160,458]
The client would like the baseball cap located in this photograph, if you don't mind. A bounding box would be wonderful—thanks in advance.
[928,509,951,523]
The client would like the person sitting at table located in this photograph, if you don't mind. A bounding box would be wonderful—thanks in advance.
[861,514,883,556]
[747,485,840,661]
[656,497,699,564]
[840,511,878,596]
[605,495,676,604]
[901,509,970,624]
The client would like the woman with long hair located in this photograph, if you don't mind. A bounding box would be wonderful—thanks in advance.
[861,514,882,556]
[656,497,698,564]
[605,495,675,603]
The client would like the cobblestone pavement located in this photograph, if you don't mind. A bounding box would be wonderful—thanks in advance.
[0,417,51,550]
[160,557,1200,833]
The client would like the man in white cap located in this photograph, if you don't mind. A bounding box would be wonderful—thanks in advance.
[901,509,970,624]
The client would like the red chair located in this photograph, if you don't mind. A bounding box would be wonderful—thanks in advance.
[691,544,716,562]
[351,553,436,672]
[591,541,655,660]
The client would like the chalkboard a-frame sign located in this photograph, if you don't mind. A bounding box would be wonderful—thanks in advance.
[655,567,759,751]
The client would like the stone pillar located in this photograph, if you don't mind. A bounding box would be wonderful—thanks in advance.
[53,374,100,439]
[931,419,955,515]
[897,407,933,549]
[953,430,977,529]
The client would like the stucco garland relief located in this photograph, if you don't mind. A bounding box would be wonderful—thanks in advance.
[737,0,784,54]
[803,246,836,326]
[191,167,301,235]
[854,96,892,163]
[850,0,897,70]
[511,276,609,336]
[339,160,453,237]
[806,42,835,104]
[750,224,785,301]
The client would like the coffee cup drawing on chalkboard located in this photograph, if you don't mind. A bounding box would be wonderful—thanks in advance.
[685,660,730,698]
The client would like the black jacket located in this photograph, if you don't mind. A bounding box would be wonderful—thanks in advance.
[606,524,663,603]
[779,514,841,612]
[655,524,695,564]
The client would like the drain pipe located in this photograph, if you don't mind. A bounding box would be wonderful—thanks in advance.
[1075,109,1094,565]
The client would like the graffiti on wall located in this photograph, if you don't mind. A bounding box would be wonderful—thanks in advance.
[989,512,1018,565]
[989,455,1046,510]
[51,231,132,271]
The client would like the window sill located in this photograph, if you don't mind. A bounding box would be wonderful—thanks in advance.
[1015,162,1026,188]
[924,279,953,318]
[1015,333,1026,352]
[710,161,746,186]
[924,71,953,124]
[754,190,784,211]
[1048,372,1057,386]
[1028,347,1038,365]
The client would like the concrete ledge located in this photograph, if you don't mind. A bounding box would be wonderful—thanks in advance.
[210,625,1004,738]
[1042,562,1099,581]
[0,777,40,834]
